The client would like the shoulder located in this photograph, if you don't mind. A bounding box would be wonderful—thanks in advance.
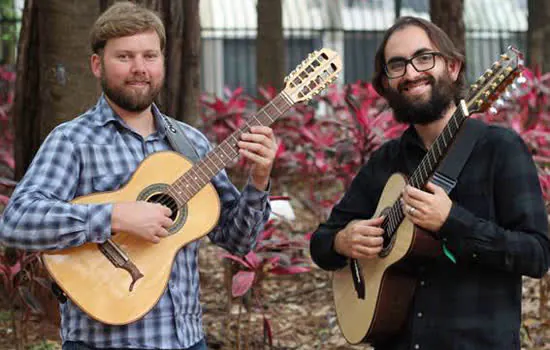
[46,99,124,146]
[480,121,528,152]
[41,108,105,148]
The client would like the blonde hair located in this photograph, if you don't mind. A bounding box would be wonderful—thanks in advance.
[90,1,166,54]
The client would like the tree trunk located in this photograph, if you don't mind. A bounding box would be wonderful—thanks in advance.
[429,0,465,55]
[527,0,550,71]
[256,0,285,91]
[180,0,201,124]
[13,0,100,179]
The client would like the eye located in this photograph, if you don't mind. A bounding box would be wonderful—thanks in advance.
[387,60,406,71]
[416,54,433,62]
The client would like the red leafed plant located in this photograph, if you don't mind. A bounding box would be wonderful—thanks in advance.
[219,202,311,348]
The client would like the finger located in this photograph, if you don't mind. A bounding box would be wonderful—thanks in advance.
[365,216,385,225]
[425,181,444,194]
[156,228,171,238]
[354,226,385,237]
[237,140,273,157]
[161,205,172,217]
[239,148,270,165]
[402,196,423,213]
[353,245,383,258]
[149,235,161,244]
[161,217,174,228]
[249,126,274,138]
[404,186,431,204]
[355,235,384,247]
[240,132,270,146]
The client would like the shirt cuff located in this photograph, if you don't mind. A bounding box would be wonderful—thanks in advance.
[242,178,271,212]
[87,203,112,243]
[438,202,476,257]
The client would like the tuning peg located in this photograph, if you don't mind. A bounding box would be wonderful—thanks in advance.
[516,75,527,84]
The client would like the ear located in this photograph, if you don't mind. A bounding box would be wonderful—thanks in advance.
[446,58,462,82]
[90,54,102,79]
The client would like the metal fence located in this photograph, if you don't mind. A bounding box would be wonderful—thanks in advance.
[201,0,528,95]
[0,0,529,95]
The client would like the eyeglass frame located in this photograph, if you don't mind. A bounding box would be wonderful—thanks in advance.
[384,51,445,79]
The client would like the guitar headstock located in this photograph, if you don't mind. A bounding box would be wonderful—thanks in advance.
[466,46,524,114]
[283,48,342,104]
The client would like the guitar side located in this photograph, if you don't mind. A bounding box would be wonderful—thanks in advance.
[42,151,221,325]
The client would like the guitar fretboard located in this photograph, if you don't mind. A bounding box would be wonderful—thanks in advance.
[165,93,293,207]
[383,107,468,237]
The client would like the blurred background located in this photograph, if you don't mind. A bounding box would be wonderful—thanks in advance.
[0,1,549,349]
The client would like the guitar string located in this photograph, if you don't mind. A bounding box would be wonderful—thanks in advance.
[149,96,289,213]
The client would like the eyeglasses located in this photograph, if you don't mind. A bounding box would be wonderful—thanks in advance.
[384,52,443,79]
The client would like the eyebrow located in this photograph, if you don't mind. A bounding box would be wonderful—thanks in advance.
[386,47,434,63]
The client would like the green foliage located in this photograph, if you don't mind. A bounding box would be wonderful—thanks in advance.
[27,340,60,350]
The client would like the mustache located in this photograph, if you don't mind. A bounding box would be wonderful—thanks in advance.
[398,76,435,92]
[125,77,150,84]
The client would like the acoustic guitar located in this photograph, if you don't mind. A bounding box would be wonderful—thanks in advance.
[332,46,523,344]
[42,48,342,325]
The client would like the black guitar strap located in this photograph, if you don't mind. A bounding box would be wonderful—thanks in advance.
[431,118,486,194]
[160,115,201,163]
[431,117,486,263]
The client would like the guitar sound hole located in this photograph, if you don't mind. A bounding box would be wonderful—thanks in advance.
[147,193,178,221]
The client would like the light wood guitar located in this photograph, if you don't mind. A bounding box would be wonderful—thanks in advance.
[332,47,523,344]
[42,48,342,325]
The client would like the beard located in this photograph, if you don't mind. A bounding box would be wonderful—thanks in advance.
[384,72,459,125]
[101,67,163,113]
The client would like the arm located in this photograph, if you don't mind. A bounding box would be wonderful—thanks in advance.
[310,161,385,271]
[0,128,112,251]
[208,171,271,256]
[438,131,550,278]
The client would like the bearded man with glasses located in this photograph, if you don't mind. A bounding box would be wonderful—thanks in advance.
[310,16,549,350]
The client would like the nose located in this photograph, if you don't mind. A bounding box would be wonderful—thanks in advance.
[402,62,422,81]
[131,56,146,73]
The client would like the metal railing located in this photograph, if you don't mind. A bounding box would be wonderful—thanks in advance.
[0,0,529,94]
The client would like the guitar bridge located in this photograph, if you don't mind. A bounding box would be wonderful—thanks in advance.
[350,259,366,299]
[98,240,144,292]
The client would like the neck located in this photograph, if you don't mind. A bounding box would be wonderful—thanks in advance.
[413,103,457,149]
[105,97,156,138]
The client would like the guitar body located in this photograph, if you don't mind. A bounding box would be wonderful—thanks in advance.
[42,151,221,325]
[332,173,441,344]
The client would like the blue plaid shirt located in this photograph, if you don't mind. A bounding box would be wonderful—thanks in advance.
[0,95,271,349]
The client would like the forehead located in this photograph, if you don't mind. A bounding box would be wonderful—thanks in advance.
[384,25,436,60]
[103,30,161,53]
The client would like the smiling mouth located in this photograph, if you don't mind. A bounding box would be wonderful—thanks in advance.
[401,79,431,92]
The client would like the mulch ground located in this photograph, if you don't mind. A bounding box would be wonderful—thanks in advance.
[1,242,549,350]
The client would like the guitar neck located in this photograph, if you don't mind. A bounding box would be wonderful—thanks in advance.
[408,106,468,188]
[384,106,469,234]
[166,92,293,207]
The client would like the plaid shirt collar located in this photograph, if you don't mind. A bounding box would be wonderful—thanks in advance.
[93,94,168,140]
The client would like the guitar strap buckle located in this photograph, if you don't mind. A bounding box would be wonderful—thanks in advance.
[432,172,456,194]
